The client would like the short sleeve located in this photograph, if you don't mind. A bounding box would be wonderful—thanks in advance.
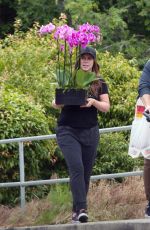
[99,79,109,95]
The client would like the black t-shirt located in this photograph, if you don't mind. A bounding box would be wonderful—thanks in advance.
[57,79,109,128]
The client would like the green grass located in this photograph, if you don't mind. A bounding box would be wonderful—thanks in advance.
[36,184,72,225]
[0,177,147,227]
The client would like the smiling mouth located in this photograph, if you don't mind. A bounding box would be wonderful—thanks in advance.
[83,65,89,68]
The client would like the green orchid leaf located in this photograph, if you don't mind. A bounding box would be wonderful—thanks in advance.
[56,69,70,88]
[75,69,99,88]
[55,69,99,89]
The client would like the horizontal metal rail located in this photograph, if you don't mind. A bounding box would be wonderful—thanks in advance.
[0,125,132,144]
[0,125,135,209]
[0,171,143,188]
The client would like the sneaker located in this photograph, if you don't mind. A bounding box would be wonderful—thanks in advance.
[145,202,150,218]
[78,209,88,223]
[72,212,79,224]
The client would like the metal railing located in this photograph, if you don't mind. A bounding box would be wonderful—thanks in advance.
[0,125,143,209]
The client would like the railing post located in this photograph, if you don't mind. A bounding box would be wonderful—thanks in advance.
[19,141,25,209]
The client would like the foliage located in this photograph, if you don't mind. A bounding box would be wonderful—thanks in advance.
[0,22,57,114]
[0,88,58,204]
[0,177,146,225]
[0,22,144,205]
[93,132,143,175]
[116,0,150,33]
[65,0,100,26]
[35,184,71,225]
[127,38,149,69]
[97,52,140,127]
[0,89,49,139]
[0,0,150,67]
[65,1,129,44]
[1,0,150,67]
[0,0,17,37]
[0,0,64,37]
[65,0,150,67]
[75,69,100,89]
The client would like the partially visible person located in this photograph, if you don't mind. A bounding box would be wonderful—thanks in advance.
[138,60,150,218]
[52,46,110,223]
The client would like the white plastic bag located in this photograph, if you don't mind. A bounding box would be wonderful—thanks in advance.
[128,98,150,159]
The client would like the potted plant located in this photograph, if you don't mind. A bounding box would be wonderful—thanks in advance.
[39,16,101,105]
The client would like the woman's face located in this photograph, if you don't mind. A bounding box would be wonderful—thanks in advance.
[80,54,94,72]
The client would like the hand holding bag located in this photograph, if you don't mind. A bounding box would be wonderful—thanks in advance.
[128,98,150,159]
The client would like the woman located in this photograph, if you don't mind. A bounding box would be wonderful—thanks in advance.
[52,46,110,223]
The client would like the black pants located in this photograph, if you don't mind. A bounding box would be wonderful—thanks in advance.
[144,158,150,201]
[56,125,100,212]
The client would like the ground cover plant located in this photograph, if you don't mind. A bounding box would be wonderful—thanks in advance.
[0,176,146,226]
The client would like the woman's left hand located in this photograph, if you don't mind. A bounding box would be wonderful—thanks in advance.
[80,98,95,108]
[80,95,110,112]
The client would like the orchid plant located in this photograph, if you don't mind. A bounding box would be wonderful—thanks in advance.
[39,18,101,90]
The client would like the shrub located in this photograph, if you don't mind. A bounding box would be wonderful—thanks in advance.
[0,88,57,204]
[98,52,140,128]
[0,24,143,205]
[93,132,143,175]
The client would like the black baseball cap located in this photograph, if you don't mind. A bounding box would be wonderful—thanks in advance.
[79,46,96,59]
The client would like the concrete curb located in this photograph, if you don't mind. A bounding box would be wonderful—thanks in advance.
[1,219,150,230]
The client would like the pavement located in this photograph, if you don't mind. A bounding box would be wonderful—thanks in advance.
[1,219,150,230]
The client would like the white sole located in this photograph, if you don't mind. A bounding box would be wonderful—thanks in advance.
[72,221,80,224]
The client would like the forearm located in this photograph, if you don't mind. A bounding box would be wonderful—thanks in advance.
[93,99,110,112]
[83,98,110,112]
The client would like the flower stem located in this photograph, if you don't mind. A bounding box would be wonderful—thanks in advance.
[70,52,72,81]
[56,39,60,82]
[63,40,67,87]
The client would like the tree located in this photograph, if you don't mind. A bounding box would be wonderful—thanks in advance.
[0,0,17,37]
[0,0,65,37]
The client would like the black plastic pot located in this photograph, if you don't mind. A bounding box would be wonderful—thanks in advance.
[55,88,87,105]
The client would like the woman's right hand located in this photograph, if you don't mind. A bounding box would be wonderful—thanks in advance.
[52,99,64,109]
